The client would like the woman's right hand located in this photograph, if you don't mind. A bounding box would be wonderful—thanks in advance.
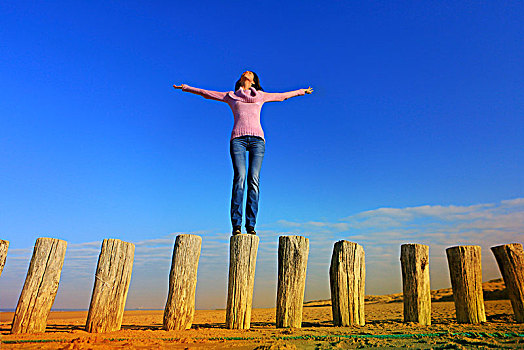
[173,84,183,89]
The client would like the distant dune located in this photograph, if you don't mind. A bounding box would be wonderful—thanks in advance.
[303,278,507,307]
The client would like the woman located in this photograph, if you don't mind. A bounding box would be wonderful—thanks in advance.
[173,71,313,235]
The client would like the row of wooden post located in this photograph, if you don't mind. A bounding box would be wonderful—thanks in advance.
[0,236,522,334]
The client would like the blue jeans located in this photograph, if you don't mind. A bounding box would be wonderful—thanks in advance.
[230,135,265,228]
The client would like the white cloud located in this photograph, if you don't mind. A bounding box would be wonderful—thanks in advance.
[500,198,524,206]
[5,248,32,255]
[133,238,174,247]
[346,202,497,222]
[68,241,101,248]
[267,198,523,295]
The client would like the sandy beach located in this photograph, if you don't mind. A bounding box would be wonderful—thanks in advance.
[1,298,523,349]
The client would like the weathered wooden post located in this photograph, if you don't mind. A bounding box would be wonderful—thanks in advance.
[0,239,9,277]
[330,240,365,326]
[11,237,67,334]
[226,234,259,329]
[446,245,486,323]
[85,239,135,333]
[400,243,431,325]
[276,235,309,328]
[491,243,524,323]
[163,234,202,330]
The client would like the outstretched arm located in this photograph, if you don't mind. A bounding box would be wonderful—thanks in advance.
[173,84,229,102]
[263,86,313,102]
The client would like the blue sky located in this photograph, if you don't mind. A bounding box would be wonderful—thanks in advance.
[1,1,523,310]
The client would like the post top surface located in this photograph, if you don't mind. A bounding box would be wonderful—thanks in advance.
[36,237,67,244]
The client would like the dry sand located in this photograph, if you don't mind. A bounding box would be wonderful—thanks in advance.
[1,280,523,349]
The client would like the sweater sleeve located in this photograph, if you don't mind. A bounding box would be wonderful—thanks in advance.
[181,84,229,102]
[262,89,306,102]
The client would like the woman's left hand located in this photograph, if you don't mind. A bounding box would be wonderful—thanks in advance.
[304,87,313,94]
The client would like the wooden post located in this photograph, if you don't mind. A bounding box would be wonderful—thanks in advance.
[329,240,365,326]
[491,243,524,323]
[446,245,486,323]
[226,234,259,329]
[11,237,67,334]
[85,239,135,333]
[276,235,309,328]
[400,243,431,325]
[163,234,202,330]
[0,239,9,277]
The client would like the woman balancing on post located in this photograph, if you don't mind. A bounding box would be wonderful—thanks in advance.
[174,71,313,235]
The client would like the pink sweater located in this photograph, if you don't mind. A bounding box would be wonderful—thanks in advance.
[181,84,306,141]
